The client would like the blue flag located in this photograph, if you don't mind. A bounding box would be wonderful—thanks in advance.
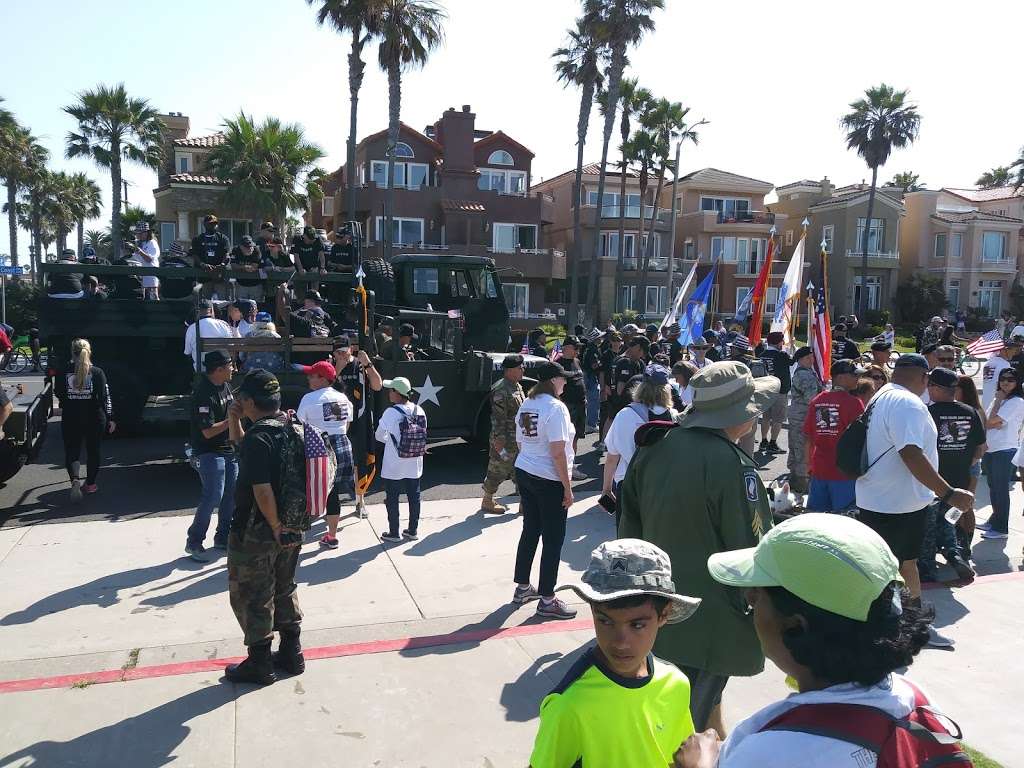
[678,263,718,346]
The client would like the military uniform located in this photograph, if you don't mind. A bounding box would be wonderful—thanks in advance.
[482,376,525,507]
[787,366,823,493]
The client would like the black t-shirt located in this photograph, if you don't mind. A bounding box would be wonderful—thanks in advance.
[290,306,335,338]
[191,231,231,268]
[327,243,354,268]
[232,416,290,534]
[229,245,267,286]
[832,338,860,360]
[582,344,602,378]
[47,262,83,295]
[612,355,643,394]
[928,401,985,488]
[760,348,793,394]
[600,347,621,382]
[333,360,369,421]
[559,358,586,406]
[290,237,325,271]
[706,347,721,363]
[190,376,234,455]
[530,344,547,358]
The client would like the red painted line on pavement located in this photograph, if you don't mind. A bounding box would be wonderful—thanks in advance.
[0,618,592,695]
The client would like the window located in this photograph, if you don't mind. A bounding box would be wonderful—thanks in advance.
[175,152,192,173]
[982,232,1008,262]
[821,225,834,253]
[947,279,960,309]
[676,196,683,216]
[471,268,499,299]
[600,231,634,260]
[853,276,882,311]
[700,196,750,218]
[645,286,668,314]
[764,287,779,315]
[487,150,514,165]
[737,238,768,275]
[587,191,643,218]
[413,267,439,294]
[950,232,962,259]
[785,230,794,246]
[493,223,537,252]
[478,168,527,195]
[371,160,429,189]
[619,285,637,310]
[855,218,886,253]
[506,283,529,316]
[683,241,696,261]
[735,287,750,313]
[934,233,947,259]
[449,269,472,297]
[159,222,176,248]
[395,142,414,158]
[374,216,424,245]
[978,280,1003,317]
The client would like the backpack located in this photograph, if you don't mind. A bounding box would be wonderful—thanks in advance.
[389,403,427,458]
[835,399,893,478]
[759,680,973,768]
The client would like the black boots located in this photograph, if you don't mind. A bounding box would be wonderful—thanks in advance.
[271,629,306,676]
[225,640,276,685]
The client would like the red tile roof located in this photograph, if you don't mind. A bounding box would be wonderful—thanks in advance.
[474,130,535,159]
[534,162,637,190]
[932,210,1022,224]
[169,173,225,186]
[441,199,486,213]
[172,133,226,148]
[944,186,1023,202]
[357,121,443,152]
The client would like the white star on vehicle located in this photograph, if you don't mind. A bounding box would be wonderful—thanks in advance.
[416,375,444,407]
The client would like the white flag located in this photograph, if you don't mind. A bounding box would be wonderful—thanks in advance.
[661,258,700,329]
[770,235,805,349]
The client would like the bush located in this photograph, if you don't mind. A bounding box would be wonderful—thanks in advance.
[609,309,641,329]
[2,278,40,336]
[894,275,947,323]
[897,336,916,349]
[864,309,890,327]
[965,307,992,333]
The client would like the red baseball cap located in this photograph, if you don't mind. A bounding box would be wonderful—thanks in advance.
[300,361,337,381]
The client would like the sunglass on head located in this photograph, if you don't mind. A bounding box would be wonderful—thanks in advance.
[871,374,886,381]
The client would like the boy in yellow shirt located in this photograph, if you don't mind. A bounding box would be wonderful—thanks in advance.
[530,539,701,767]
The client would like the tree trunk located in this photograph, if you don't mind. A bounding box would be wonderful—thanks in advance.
[568,75,596,316]
[110,142,123,261]
[585,43,627,324]
[77,217,84,257]
[638,166,666,313]
[859,165,878,318]
[633,167,649,314]
[665,140,682,300]
[614,128,629,313]
[6,184,17,269]
[384,60,401,263]
[346,29,366,228]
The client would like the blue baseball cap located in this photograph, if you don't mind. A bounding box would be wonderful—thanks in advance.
[644,364,670,386]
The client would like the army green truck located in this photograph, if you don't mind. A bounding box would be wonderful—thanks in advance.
[38,255,543,440]
[0,378,52,484]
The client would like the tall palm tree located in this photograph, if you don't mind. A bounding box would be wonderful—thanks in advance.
[64,83,165,260]
[1012,149,1024,192]
[890,171,923,192]
[43,171,79,254]
[307,1,383,227]
[584,0,663,322]
[976,166,1011,189]
[304,166,328,222]
[67,172,101,256]
[0,121,48,269]
[85,228,112,260]
[622,128,657,311]
[376,0,446,262]
[554,16,605,315]
[206,112,325,232]
[840,83,921,317]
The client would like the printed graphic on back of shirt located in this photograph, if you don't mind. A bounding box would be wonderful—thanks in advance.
[936,414,971,449]
[64,374,94,400]
[814,404,841,434]
[519,411,539,437]
[322,401,346,423]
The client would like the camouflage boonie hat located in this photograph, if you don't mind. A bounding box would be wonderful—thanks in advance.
[557,539,701,624]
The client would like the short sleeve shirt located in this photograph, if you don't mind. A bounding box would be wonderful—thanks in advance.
[928,400,985,487]
[334,361,369,421]
[291,238,325,270]
[297,386,352,437]
[191,231,230,267]
[802,390,863,480]
[232,418,288,533]
[514,394,575,482]
[612,356,643,392]
[189,375,234,455]
[981,356,1010,410]
[759,348,793,394]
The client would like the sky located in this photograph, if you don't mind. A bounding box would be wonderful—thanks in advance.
[2,0,1023,254]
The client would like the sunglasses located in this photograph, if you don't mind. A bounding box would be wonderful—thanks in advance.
[1000,376,1018,383]
[937,357,955,363]
[871,374,886,382]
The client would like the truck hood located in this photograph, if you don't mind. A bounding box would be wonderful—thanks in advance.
[484,352,550,371]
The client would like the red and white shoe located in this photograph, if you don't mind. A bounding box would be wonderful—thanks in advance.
[83,484,98,495]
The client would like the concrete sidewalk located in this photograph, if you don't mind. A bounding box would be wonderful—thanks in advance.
[1,492,1022,767]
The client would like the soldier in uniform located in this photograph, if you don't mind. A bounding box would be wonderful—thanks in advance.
[787,346,823,493]
[481,354,526,514]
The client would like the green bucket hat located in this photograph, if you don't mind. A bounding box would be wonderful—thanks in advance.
[707,513,903,622]
[677,360,779,430]
[382,377,414,397]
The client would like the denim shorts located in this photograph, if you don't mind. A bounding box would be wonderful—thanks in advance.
[970,462,981,478]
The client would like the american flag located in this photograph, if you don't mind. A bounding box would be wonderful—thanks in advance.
[549,340,563,361]
[966,329,1003,358]
[520,339,529,354]
[302,421,331,518]
[809,289,832,383]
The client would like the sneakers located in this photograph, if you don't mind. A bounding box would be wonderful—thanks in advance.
[769,440,784,453]
[69,480,83,503]
[536,596,578,620]
[319,534,340,549]
[980,529,1009,540]
[82,483,98,495]
[947,553,976,582]
[512,584,540,605]
[356,502,368,519]
[594,441,605,452]
[571,466,587,481]
[185,544,211,563]
[402,529,419,541]
[975,520,992,532]
[380,532,402,543]
[926,625,955,649]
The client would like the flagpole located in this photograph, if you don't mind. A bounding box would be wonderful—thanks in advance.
[786,218,809,351]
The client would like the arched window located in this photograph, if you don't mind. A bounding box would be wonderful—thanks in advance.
[487,149,514,166]
[396,142,414,158]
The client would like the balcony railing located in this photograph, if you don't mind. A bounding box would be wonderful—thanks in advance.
[845,249,899,260]
[621,256,669,272]
[488,247,565,258]
[716,210,775,225]
[585,204,672,222]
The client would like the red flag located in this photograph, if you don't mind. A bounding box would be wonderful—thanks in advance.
[747,236,775,346]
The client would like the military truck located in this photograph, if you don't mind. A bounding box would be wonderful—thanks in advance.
[38,255,541,439]
[0,378,52,484]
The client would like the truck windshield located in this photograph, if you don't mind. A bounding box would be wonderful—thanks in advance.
[469,269,498,299]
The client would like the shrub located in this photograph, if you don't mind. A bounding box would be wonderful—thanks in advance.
[609,309,641,329]
[3,279,40,336]
[894,275,947,323]
[864,309,890,327]
[965,307,992,333]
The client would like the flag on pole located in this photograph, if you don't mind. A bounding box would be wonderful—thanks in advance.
[966,329,1004,358]
[661,258,700,329]
[747,235,776,346]
[734,285,755,327]
[549,339,563,361]
[302,419,333,518]
[809,287,832,383]
[771,234,805,350]
[520,339,529,355]
[678,263,718,346]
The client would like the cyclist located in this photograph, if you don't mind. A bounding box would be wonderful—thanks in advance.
[0,324,11,371]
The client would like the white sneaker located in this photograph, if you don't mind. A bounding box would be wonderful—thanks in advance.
[980,529,1009,540]
[356,502,368,519]
[926,626,955,649]
[571,467,587,481]
[70,480,83,503]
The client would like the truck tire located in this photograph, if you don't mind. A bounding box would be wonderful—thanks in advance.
[104,363,148,435]
[362,257,395,307]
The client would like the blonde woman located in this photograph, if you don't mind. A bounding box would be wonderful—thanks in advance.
[55,339,114,501]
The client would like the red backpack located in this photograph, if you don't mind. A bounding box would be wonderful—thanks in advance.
[759,679,972,768]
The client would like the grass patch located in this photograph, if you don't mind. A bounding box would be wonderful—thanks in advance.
[122,648,141,672]
[70,680,93,689]
[962,744,1004,768]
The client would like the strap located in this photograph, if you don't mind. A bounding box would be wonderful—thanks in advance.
[761,703,895,753]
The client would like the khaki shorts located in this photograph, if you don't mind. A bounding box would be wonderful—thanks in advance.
[762,392,788,424]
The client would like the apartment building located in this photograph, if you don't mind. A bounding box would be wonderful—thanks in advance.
[770,178,905,316]
[311,105,561,328]
[901,187,1024,317]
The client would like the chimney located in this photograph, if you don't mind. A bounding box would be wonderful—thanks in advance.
[158,112,190,143]
[436,105,477,196]
[820,176,834,199]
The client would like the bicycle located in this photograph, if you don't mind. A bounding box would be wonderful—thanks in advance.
[0,348,29,374]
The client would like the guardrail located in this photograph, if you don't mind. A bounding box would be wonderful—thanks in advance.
[844,249,899,260]
[716,210,775,225]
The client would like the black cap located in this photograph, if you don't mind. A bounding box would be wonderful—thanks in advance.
[831,359,866,377]
[833,323,847,332]
[240,235,255,246]
[399,323,416,338]
[893,353,930,371]
[793,346,814,361]
[921,343,938,356]
[379,316,395,328]
[303,225,317,238]
[870,340,892,351]
[333,335,352,350]
[562,335,580,348]
[197,299,214,314]
[645,323,659,333]
[502,354,524,370]
[260,221,277,231]
[203,214,218,224]
[304,290,323,304]
[702,330,718,342]
[536,361,567,381]
[928,367,958,389]
[233,298,256,312]
[238,369,281,397]
[204,349,232,371]
[627,336,650,351]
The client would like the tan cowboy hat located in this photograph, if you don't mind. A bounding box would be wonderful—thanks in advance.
[677,360,779,430]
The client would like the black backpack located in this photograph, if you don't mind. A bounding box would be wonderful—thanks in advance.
[835,399,893,478]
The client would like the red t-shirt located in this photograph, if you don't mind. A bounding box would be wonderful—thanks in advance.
[0,329,11,354]
[803,389,864,481]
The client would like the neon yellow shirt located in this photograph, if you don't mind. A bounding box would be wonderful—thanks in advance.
[530,649,694,768]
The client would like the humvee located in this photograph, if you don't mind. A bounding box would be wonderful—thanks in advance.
[0,378,52,484]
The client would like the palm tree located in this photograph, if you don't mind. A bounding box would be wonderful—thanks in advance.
[622,128,657,310]
[43,171,79,254]
[67,172,101,256]
[0,121,48,269]
[976,166,1011,189]
[206,112,325,231]
[306,1,383,227]
[1012,150,1024,192]
[112,205,157,244]
[554,16,605,315]
[304,167,328,222]
[890,171,923,192]
[85,228,112,260]
[840,83,921,317]
[64,83,165,260]
[584,0,663,323]
[376,0,446,262]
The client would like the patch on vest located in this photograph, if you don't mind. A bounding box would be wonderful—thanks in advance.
[743,472,759,502]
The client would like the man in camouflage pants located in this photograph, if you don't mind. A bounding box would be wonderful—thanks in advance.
[481,354,525,513]
[787,347,823,494]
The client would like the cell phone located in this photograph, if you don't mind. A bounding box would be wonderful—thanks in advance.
[597,492,617,516]
[278,530,303,546]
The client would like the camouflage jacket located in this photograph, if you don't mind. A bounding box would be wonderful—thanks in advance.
[490,377,525,449]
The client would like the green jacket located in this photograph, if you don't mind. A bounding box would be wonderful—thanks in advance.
[490,377,525,448]
[619,426,772,677]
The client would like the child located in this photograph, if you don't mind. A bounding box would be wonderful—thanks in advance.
[374,377,427,542]
[529,539,701,767]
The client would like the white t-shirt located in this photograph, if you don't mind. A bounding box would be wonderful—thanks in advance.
[605,403,671,483]
[719,675,922,768]
[297,386,352,437]
[184,318,238,370]
[131,240,160,288]
[856,383,938,514]
[985,395,1024,453]
[375,400,426,480]
[514,394,575,482]
[1011,324,1024,338]
[235,319,253,338]
[981,356,1011,410]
